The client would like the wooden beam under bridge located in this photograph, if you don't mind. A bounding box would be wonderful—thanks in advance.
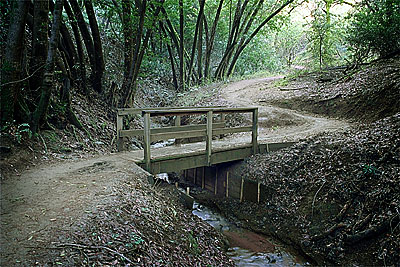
[137,142,295,174]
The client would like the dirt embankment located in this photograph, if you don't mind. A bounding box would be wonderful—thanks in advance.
[206,58,400,265]
[273,57,400,123]
[213,114,399,265]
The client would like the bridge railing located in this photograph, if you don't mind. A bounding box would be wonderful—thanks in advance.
[116,106,258,171]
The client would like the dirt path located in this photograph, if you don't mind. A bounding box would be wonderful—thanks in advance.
[0,153,151,265]
[0,76,350,265]
[221,77,350,142]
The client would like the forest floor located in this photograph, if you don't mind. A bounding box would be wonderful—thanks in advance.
[1,57,398,265]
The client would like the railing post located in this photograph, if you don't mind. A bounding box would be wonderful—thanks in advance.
[175,115,181,145]
[252,108,258,154]
[116,114,125,152]
[143,112,151,172]
[219,113,226,138]
[206,111,213,166]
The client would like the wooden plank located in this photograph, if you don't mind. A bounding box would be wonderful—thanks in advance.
[175,116,181,126]
[143,107,257,117]
[145,154,208,173]
[119,122,225,138]
[116,115,124,152]
[212,126,252,135]
[214,168,218,195]
[240,178,244,203]
[202,167,205,189]
[150,130,206,142]
[206,111,213,166]
[143,113,151,171]
[211,147,253,165]
[120,129,144,137]
[252,108,258,154]
[226,172,229,198]
[118,106,227,116]
[117,108,142,116]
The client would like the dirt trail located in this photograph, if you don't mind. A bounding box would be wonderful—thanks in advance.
[221,77,350,142]
[0,76,350,265]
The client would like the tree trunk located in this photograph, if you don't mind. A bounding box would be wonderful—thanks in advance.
[187,0,205,85]
[226,0,294,77]
[122,0,134,79]
[29,0,49,98]
[197,12,203,82]
[1,0,29,124]
[121,1,164,107]
[120,0,147,107]
[204,0,224,79]
[69,0,97,91]
[226,0,264,76]
[32,0,64,133]
[84,0,104,93]
[215,0,245,79]
[64,0,87,94]
[160,22,178,90]
[179,0,185,91]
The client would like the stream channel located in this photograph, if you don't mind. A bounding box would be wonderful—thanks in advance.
[192,201,309,266]
[158,173,309,266]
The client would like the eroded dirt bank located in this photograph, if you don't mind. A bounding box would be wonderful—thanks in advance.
[205,114,399,265]
[204,59,400,265]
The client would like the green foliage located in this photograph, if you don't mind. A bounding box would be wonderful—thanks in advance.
[235,34,282,75]
[307,0,348,68]
[187,231,200,255]
[16,123,32,143]
[273,20,307,69]
[346,0,400,59]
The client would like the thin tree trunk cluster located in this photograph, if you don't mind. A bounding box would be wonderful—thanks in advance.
[1,0,105,132]
[1,0,295,130]
[158,0,294,90]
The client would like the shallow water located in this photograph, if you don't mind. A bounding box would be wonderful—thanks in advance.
[192,202,308,266]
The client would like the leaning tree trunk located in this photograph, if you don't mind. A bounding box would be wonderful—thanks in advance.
[197,12,203,82]
[226,0,294,76]
[160,22,178,90]
[69,0,97,92]
[120,0,147,107]
[1,0,29,124]
[32,0,64,133]
[84,0,104,93]
[29,0,49,99]
[178,0,185,91]
[122,0,134,79]
[64,0,87,94]
[187,0,205,85]
[204,0,224,79]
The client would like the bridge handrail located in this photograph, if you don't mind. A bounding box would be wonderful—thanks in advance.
[116,106,258,171]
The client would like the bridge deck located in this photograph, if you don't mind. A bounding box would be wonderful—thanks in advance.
[118,139,294,174]
[116,106,294,174]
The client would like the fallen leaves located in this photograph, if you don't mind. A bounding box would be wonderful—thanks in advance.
[240,113,400,265]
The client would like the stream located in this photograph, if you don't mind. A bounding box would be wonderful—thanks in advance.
[157,173,309,266]
[192,201,309,266]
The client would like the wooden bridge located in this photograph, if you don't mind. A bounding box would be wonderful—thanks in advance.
[116,106,294,174]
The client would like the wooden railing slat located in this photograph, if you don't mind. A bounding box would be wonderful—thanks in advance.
[120,122,225,138]
[212,126,252,135]
[151,130,206,142]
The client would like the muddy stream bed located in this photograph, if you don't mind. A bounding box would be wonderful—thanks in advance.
[192,200,309,266]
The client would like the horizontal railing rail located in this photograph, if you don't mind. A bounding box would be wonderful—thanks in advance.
[116,106,258,171]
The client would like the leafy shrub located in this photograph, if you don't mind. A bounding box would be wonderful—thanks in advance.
[346,0,400,60]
